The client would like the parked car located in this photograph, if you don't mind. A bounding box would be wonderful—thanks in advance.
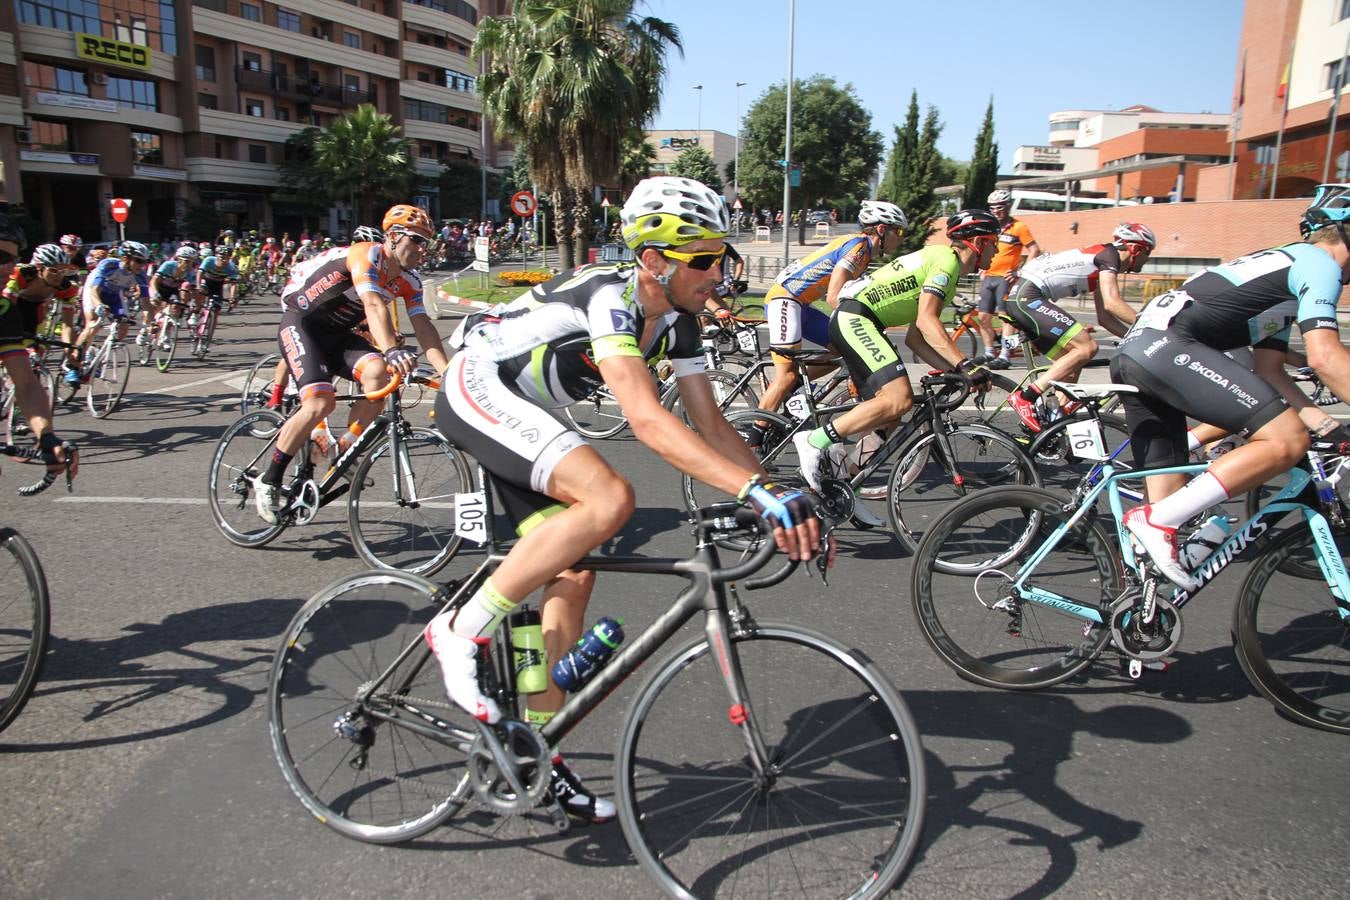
[805,209,832,225]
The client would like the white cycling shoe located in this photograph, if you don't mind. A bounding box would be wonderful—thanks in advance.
[252,475,282,525]
[850,498,887,529]
[1123,505,1200,592]
[424,613,502,724]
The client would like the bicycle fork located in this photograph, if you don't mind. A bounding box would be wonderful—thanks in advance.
[706,605,780,790]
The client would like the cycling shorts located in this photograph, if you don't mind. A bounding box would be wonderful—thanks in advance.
[277,308,382,403]
[0,300,40,359]
[977,275,1011,314]
[201,278,227,302]
[766,296,831,351]
[1005,283,1085,359]
[82,293,128,321]
[433,351,584,534]
[828,300,907,399]
[1110,326,1287,469]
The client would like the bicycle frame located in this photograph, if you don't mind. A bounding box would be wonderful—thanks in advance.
[1011,461,1350,621]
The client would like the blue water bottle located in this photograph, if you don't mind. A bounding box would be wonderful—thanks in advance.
[551,616,625,692]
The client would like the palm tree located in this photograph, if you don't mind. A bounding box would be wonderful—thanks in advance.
[475,0,681,267]
[312,104,414,227]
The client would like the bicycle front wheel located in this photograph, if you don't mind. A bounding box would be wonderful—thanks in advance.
[86,342,131,418]
[1232,527,1350,734]
[154,319,179,373]
[0,528,50,733]
[207,409,288,547]
[910,485,1119,689]
[885,423,1040,556]
[562,385,629,439]
[617,623,925,899]
[348,428,472,576]
[682,409,803,513]
[269,570,471,842]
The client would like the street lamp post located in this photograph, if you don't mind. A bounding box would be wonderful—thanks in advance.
[735,80,746,235]
[693,84,703,137]
[782,0,795,262]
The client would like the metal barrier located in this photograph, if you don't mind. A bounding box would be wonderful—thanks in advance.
[1142,276,1185,301]
[753,226,772,243]
[599,243,635,262]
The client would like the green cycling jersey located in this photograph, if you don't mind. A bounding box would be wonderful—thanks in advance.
[836,245,962,326]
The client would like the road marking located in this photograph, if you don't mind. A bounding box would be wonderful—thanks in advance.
[142,370,242,395]
[55,496,208,505]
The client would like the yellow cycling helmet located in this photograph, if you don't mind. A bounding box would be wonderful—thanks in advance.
[620,176,729,250]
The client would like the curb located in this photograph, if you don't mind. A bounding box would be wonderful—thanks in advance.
[432,285,494,317]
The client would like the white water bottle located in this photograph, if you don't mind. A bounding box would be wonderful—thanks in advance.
[1180,515,1230,568]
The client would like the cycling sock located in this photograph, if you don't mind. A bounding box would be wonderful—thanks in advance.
[262,449,293,486]
[1146,471,1230,529]
[808,427,834,450]
[1185,430,1204,454]
[337,422,363,453]
[1020,384,1043,403]
[267,384,285,408]
[451,576,516,638]
[525,707,555,728]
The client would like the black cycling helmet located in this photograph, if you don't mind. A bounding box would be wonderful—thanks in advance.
[945,209,1001,241]
[0,213,27,250]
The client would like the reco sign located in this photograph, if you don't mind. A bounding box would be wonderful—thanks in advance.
[76,32,152,71]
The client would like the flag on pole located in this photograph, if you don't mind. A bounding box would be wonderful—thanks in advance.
[1276,62,1290,99]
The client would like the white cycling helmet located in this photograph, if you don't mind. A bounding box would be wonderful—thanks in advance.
[175,245,199,261]
[352,225,384,242]
[620,176,729,250]
[986,189,1013,206]
[198,241,212,251]
[1112,222,1157,249]
[120,240,151,261]
[858,200,907,228]
[300,238,312,247]
[31,243,68,267]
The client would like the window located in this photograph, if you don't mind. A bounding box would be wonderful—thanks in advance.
[404,98,447,125]
[401,0,476,25]
[107,77,159,112]
[242,52,263,72]
[276,7,301,32]
[198,92,218,109]
[240,2,261,21]
[26,119,71,151]
[24,62,89,96]
[444,68,475,92]
[196,45,215,82]
[1341,0,1350,21]
[114,17,149,46]
[20,0,177,53]
[274,107,290,121]
[344,32,361,49]
[419,144,433,158]
[1328,58,1350,91]
[245,99,265,117]
[417,72,430,83]
[344,74,361,93]
[248,144,268,164]
[131,130,163,165]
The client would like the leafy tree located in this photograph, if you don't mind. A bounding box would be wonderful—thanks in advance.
[877,92,948,253]
[312,104,414,226]
[735,76,884,244]
[963,98,999,211]
[476,0,681,267]
[439,158,504,218]
[669,145,724,194]
[276,127,334,226]
[617,127,657,194]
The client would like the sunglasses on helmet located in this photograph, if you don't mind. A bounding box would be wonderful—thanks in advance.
[661,246,726,271]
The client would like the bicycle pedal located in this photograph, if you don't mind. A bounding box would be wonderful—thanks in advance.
[545,794,571,833]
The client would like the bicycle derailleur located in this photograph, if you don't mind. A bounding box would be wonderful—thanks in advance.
[1109,579,1183,679]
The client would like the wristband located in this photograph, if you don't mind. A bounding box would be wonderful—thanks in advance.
[737,473,761,501]
[955,358,974,373]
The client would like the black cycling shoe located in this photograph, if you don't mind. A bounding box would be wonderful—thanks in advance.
[548,755,615,824]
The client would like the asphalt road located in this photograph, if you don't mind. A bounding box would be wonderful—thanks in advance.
[1,282,1346,899]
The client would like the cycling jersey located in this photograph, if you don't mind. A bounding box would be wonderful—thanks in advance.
[0,266,80,356]
[765,233,875,306]
[281,242,423,332]
[153,260,194,297]
[454,263,703,407]
[982,218,1036,278]
[3,266,79,308]
[81,258,148,316]
[198,255,238,283]
[1017,244,1121,301]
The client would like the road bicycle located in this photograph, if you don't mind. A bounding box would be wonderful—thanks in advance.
[135,290,198,372]
[208,369,471,576]
[1,341,61,444]
[266,466,926,897]
[909,419,1350,734]
[60,310,133,418]
[687,357,1039,552]
[189,293,229,361]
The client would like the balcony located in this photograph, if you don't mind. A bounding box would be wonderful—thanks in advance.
[236,66,378,108]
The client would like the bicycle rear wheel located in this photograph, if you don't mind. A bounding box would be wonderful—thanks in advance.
[154,319,179,373]
[1026,413,1132,496]
[269,570,471,842]
[86,342,131,418]
[562,385,629,439]
[207,409,288,547]
[682,409,804,513]
[665,369,761,425]
[347,427,472,576]
[617,623,925,899]
[1232,527,1350,734]
[0,528,50,733]
[885,423,1040,556]
[910,485,1119,689]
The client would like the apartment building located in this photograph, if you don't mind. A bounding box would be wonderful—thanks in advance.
[0,0,510,242]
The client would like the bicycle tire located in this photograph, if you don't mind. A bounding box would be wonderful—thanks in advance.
[1241,472,1350,580]
[154,318,179,373]
[617,623,926,899]
[1026,413,1133,495]
[135,330,154,367]
[240,352,284,419]
[0,528,51,733]
[909,485,1119,688]
[87,342,130,418]
[955,371,1020,430]
[885,423,1041,556]
[563,385,630,439]
[347,427,471,576]
[207,409,289,548]
[665,369,761,425]
[1232,526,1350,734]
[195,309,217,360]
[1,369,16,444]
[269,570,470,843]
[681,408,803,513]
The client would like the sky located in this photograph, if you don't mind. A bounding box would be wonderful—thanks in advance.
[641,0,1244,163]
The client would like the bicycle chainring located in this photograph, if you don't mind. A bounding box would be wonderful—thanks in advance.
[468,719,551,815]
[815,477,854,523]
[1108,589,1183,660]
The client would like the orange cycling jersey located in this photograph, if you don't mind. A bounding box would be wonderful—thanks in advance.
[983,218,1036,278]
[281,241,424,331]
[765,234,875,306]
[3,265,80,310]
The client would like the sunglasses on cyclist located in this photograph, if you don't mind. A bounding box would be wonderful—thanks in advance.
[661,246,726,271]
[400,233,429,246]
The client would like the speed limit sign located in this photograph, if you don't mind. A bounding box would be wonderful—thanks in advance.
[510,191,537,217]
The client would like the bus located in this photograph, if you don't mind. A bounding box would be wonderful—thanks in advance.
[1008,190,1139,215]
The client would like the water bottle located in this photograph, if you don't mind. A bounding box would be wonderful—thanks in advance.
[509,608,549,695]
[1180,515,1231,568]
[551,616,625,693]
[309,421,334,465]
